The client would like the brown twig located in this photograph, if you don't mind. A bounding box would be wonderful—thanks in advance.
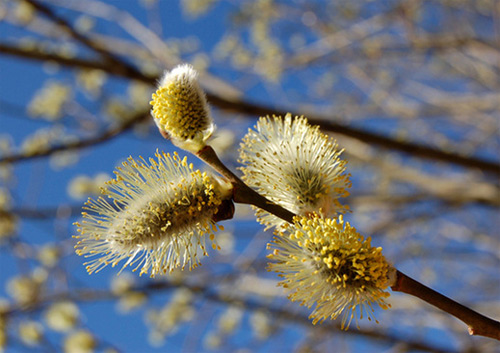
[391,270,500,340]
[0,43,147,82]
[24,0,144,79]
[195,145,296,224]
[0,111,149,164]
[196,144,500,341]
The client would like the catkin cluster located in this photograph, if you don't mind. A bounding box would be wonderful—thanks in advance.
[75,63,394,329]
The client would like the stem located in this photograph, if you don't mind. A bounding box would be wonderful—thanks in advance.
[196,145,500,341]
[196,145,295,224]
[391,270,500,340]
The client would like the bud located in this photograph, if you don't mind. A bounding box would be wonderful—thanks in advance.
[150,64,214,153]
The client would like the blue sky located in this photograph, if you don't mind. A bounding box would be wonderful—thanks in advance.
[1,1,499,352]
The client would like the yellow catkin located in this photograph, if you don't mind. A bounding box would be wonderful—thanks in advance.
[74,151,232,277]
[150,64,214,153]
[268,214,394,329]
[239,113,351,229]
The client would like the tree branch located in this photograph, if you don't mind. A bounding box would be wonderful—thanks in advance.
[391,270,500,340]
[196,145,500,341]
[1,42,499,175]
[4,279,459,353]
[196,145,296,223]
[0,43,146,82]
[0,111,148,164]
[24,0,144,80]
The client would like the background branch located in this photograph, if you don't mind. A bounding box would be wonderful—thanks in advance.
[1,44,498,175]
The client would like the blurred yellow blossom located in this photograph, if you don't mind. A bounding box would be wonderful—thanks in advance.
[0,189,11,209]
[63,330,96,353]
[28,81,71,121]
[21,127,63,156]
[77,70,107,96]
[44,301,80,332]
[181,0,216,18]
[67,173,110,200]
[13,0,35,24]
[250,310,272,339]
[74,15,95,33]
[103,97,135,124]
[203,331,221,350]
[127,82,153,109]
[6,275,42,306]
[146,288,195,346]
[217,306,243,334]
[50,150,79,170]
[117,292,147,313]
[110,273,135,296]
[37,245,61,268]
[18,321,43,347]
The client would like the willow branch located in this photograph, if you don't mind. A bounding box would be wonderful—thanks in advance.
[0,43,147,82]
[210,94,500,176]
[196,145,295,223]
[391,271,500,340]
[24,0,144,79]
[0,111,148,164]
[4,280,458,353]
[196,145,500,340]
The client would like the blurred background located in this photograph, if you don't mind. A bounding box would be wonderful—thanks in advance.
[0,0,499,352]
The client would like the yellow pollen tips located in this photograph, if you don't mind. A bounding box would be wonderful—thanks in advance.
[150,64,214,153]
[74,150,232,277]
[267,214,394,329]
[239,113,351,229]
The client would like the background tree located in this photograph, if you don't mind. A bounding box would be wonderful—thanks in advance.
[0,0,499,352]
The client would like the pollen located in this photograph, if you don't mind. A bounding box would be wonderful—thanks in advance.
[267,214,394,329]
[73,150,232,277]
[239,113,351,229]
[150,64,214,153]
